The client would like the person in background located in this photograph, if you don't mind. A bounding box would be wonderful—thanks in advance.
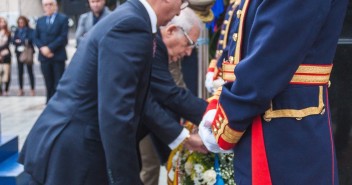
[139,8,207,185]
[0,17,12,96]
[34,0,69,103]
[12,16,36,96]
[75,0,110,47]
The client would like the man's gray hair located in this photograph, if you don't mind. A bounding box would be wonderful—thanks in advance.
[42,0,57,4]
[162,7,202,34]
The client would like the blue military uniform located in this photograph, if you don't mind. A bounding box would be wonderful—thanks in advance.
[209,0,348,184]
[208,0,240,77]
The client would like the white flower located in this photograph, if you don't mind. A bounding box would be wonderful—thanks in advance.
[203,169,217,185]
[194,164,204,174]
[193,177,200,185]
[184,161,193,175]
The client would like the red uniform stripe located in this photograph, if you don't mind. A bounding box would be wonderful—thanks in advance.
[251,115,272,185]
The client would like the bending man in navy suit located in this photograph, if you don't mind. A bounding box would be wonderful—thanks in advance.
[34,0,69,103]
[19,0,186,184]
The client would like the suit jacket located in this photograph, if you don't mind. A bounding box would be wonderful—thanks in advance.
[141,32,208,163]
[34,13,68,62]
[19,0,154,184]
[211,0,348,184]
[75,7,111,46]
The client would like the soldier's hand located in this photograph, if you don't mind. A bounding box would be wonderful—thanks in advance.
[205,71,215,93]
[198,112,233,154]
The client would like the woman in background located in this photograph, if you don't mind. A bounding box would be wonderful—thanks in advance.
[0,17,12,96]
[13,16,35,96]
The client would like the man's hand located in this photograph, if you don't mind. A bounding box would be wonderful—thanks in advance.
[40,46,54,58]
[184,133,208,154]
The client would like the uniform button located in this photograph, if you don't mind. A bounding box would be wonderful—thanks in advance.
[214,128,218,134]
[221,30,226,34]
[216,122,220,128]
[229,56,234,63]
[224,20,229,25]
[228,10,233,15]
[320,108,326,115]
[219,40,224,44]
[232,33,238,41]
[237,10,242,18]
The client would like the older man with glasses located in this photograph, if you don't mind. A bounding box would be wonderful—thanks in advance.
[138,7,207,185]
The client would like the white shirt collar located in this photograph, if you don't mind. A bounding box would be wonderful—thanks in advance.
[139,0,157,34]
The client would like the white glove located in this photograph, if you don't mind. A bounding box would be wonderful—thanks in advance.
[205,72,215,93]
[198,110,233,153]
[212,78,225,92]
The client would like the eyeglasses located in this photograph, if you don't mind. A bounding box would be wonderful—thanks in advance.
[180,0,189,10]
[178,27,198,48]
[43,3,54,6]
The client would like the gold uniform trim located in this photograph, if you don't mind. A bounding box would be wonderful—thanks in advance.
[214,105,245,144]
[263,86,325,121]
[290,75,330,84]
[296,65,332,74]
[221,63,237,81]
[221,0,241,49]
[222,72,236,81]
[234,0,250,63]
[222,125,244,144]
[290,65,332,84]
[222,63,333,83]
[222,63,237,71]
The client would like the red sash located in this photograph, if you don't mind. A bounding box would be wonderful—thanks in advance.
[251,115,272,185]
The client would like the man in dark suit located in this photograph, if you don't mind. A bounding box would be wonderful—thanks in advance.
[19,0,186,184]
[34,0,69,103]
[75,0,111,46]
[139,8,208,185]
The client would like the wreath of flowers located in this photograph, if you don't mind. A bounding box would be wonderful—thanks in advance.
[166,122,235,185]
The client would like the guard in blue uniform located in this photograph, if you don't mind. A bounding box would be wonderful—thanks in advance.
[205,0,241,93]
[199,0,348,184]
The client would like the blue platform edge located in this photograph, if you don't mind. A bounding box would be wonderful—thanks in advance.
[0,136,19,163]
[0,135,28,185]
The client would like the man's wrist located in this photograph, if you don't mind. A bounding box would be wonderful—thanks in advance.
[168,128,190,149]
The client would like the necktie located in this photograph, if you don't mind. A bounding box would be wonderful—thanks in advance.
[47,15,52,26]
